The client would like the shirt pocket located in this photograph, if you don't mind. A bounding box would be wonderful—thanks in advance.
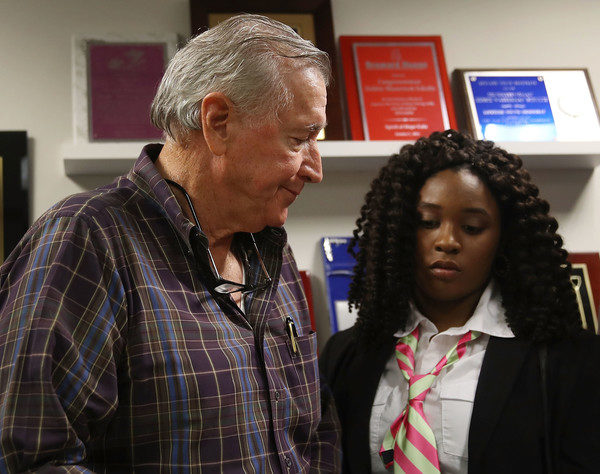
[270,331,320,432]
[440,379,478,458]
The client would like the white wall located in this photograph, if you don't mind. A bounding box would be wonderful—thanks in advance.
[0,0,190,217]
[2,0,600,342]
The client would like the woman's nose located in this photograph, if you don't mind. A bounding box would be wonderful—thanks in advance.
[434,223,461,254]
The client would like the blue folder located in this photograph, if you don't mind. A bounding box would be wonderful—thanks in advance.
[321,236,359,333]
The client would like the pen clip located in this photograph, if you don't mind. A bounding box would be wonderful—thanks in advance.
[286,317,299,355]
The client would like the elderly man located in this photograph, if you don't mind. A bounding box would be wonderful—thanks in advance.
[0,14,340,472]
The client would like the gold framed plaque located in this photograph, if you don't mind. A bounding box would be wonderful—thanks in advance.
[189,0,345,140]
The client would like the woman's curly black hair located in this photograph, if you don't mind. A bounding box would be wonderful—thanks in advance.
[348,129,581,349]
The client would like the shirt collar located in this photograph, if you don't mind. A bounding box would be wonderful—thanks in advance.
[395,280,515,339]
[125,144,288,251]
[126,144,196,249]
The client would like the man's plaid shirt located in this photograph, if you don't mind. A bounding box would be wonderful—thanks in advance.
[0,145,341,473]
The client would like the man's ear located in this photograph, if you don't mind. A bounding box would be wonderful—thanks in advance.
[200,92,233,156]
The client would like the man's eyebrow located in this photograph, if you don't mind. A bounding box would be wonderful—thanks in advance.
[303,122,328,132]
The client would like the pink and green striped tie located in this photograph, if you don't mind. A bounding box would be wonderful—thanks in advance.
[380,326,481,473]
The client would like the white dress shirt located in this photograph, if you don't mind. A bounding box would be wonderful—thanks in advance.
[369,282,514,473]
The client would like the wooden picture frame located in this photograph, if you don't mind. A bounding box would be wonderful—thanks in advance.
[189,0,346,140]
[568,252,600,334]
[453,68,600,142]
[340,35,456,140]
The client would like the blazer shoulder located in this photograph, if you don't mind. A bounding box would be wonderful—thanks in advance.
[547,333,600,360]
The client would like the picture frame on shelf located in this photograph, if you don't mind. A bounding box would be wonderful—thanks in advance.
[0,131,29,263]
[339,35,456,140]
[72,34,178,143]
[568,252,600,334]
[189,0,346,140]
[453,68,600,142]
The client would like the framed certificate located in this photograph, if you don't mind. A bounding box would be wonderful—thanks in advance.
[190,0,345,140]
[72,34,178,143]
[454,69,600,142]
[0,131,29,263]
[340,36,456,140]
[568,252,600,334]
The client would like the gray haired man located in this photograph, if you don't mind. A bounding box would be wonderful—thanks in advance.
[0,14,341,472]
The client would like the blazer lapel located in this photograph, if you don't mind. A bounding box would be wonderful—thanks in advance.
[468,337,533,471]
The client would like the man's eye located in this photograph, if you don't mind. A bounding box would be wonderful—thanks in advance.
[292,137,308,146]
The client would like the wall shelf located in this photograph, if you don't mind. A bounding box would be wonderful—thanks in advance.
[62,140,600,176]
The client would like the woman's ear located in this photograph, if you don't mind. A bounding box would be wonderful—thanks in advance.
[200,92,232,156]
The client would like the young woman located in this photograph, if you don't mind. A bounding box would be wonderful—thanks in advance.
[320,130,600,473]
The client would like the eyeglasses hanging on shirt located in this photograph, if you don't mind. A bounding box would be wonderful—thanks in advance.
[165,179,272,295]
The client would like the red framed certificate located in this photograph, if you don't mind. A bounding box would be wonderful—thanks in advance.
[568,252,600,334]
[340,36,456,140]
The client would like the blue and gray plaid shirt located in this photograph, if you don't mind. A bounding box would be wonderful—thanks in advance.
[0,145,340,473]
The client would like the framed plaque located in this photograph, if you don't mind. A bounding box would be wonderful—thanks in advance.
[568,252,600,334]
[454,69,600,142]
[0,131,29,263]
[72,34,178,143]
[340,36,456,140]
[189,0,346,140]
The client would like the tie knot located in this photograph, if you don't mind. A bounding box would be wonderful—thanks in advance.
[408,373,435,401]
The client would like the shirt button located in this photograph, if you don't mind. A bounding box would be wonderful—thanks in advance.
[284,457,292,467]
[274,391,280,401]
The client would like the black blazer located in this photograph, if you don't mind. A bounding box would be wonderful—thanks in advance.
[320,329,600,473]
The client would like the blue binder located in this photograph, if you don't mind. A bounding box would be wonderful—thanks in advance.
[321,236,358,333]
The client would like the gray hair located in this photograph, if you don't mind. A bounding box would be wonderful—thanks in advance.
[150,14,331,141]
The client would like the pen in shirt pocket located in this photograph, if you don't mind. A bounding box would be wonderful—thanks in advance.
[286,316,299,355]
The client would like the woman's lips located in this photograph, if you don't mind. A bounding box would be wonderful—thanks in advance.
[430,260,461,279]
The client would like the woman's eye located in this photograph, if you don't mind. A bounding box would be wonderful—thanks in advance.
[463,225,483,234]
[419,219,438,229]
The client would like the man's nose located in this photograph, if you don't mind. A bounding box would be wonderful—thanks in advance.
[299,141,323,184]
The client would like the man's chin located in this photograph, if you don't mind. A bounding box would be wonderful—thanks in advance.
[266,209,289,229]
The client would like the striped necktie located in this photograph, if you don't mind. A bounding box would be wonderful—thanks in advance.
[380,326,481,473]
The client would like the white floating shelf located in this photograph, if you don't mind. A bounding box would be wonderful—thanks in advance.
[63,140,600,176]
